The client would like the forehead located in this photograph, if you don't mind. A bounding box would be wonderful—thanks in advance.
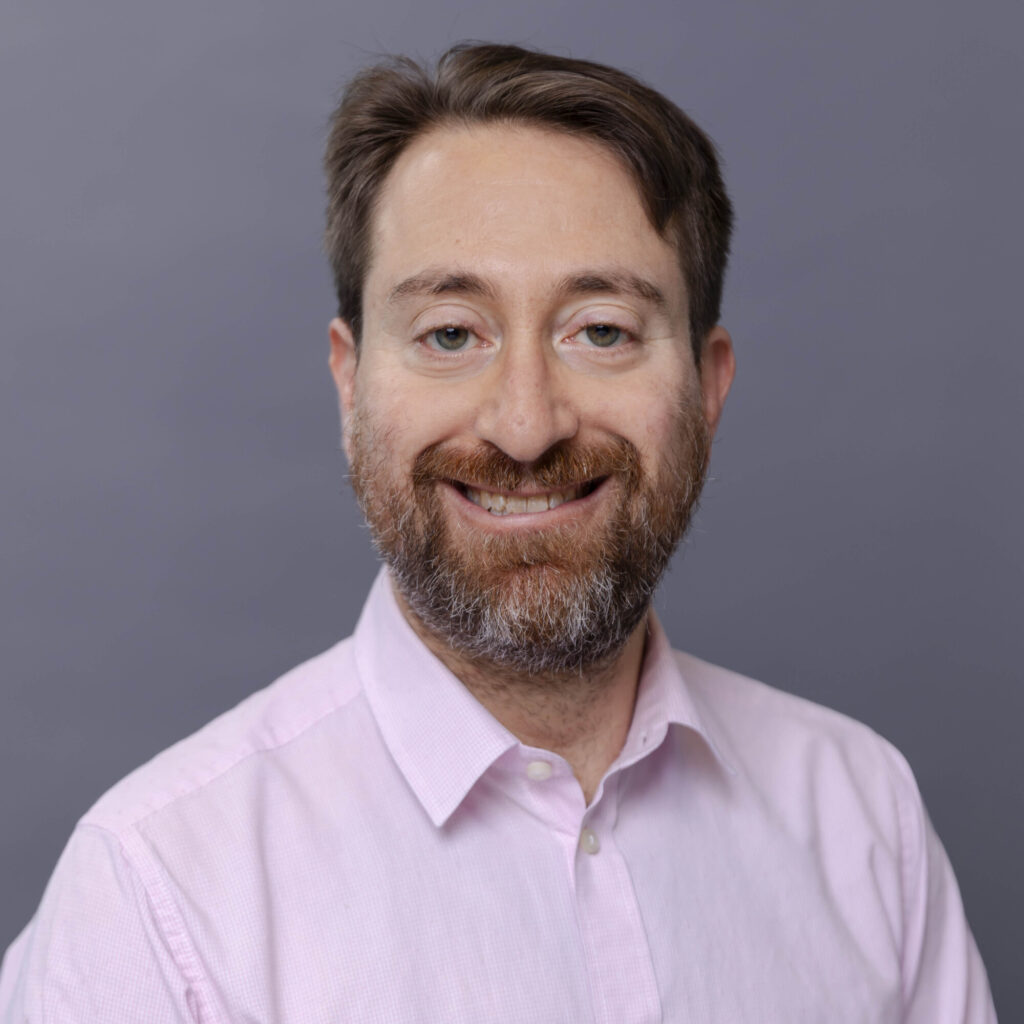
[363,123,683,309]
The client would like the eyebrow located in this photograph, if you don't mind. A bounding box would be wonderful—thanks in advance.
[387,271,497,305]
[555,271,668,312]
[385,267,669,311]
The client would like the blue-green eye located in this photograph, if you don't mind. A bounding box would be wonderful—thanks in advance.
[431,326,471,351]
[584,324,622,347]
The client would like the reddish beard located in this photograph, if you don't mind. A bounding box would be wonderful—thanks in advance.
[347,405,710,675]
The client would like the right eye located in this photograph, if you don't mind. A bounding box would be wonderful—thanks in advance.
[426,326,473,351]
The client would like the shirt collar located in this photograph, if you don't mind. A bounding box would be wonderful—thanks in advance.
[354,568,731,827]
[617,611,735,776]
[354,569,518,827]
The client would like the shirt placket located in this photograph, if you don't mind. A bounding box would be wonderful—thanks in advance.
[566,772,663,1024]
[509,747,663,1024]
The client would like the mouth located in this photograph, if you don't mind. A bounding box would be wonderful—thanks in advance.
[453,479,603,516]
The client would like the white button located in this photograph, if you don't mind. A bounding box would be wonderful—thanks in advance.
[579,828,601,855]
[526,760,553,781]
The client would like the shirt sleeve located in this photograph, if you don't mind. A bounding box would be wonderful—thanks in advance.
[885,745,998,1023]
[0,824,210,1024]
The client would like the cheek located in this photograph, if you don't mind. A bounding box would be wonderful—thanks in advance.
[621,379,700,482]
[640,391,681,439]
[609,367,693,447]
[354,374,478,462]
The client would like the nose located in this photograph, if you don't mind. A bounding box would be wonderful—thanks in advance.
[472,338,579,464]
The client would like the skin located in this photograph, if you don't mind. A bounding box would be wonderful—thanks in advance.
[329,123,735,802]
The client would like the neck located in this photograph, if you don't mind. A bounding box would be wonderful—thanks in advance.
[393,583,647,804]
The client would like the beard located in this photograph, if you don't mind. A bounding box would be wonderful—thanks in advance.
[347,398,711,677]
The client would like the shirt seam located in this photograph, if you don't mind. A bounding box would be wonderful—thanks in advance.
[879,738,920,1019]
[112,823,225,1024]
[84,667,366,834]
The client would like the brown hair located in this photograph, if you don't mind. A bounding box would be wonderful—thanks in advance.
[324,43,733,362]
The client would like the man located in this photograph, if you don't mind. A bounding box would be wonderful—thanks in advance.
[0,43,995,1022]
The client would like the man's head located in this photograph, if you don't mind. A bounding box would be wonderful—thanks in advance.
[325,46,736,676]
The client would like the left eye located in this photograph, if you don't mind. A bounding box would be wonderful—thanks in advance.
[429,326,472,351]
[582,324,622,347]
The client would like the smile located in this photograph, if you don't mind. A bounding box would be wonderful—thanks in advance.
[459,482,598,516]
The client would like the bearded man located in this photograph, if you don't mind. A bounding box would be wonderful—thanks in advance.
[0,43,995,1023]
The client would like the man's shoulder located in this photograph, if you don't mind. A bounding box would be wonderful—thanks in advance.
[81,635,365,836]
[673,648,918,806]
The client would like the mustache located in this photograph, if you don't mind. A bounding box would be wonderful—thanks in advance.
[411,437,642,493]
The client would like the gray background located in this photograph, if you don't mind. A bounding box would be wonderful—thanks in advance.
[2,0,1020,1016]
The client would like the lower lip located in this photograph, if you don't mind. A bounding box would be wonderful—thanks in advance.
[439,479,611,531]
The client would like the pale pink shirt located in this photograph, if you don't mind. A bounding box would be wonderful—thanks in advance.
[1,570,996,1022]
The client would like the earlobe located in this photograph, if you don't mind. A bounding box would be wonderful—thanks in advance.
[699,326,736,435]
[328,318,359,457]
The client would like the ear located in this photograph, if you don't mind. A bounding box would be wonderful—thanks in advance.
[328,318,359,459]
[698,326,736,436]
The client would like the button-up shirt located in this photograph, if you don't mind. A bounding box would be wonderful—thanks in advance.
[0,570,996,1022]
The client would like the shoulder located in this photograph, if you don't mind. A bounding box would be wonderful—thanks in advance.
[1,638,375,1016]
[677,648,907,757]
[81,636,365,836]
[675,649,921,824]
[670,652,997,1020]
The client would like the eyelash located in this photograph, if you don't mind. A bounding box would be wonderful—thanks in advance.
[570,321,637,350]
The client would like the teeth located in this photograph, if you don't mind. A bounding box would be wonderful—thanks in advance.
[465,486,582,515]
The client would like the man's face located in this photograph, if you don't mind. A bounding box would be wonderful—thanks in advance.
[331,124,734,675]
